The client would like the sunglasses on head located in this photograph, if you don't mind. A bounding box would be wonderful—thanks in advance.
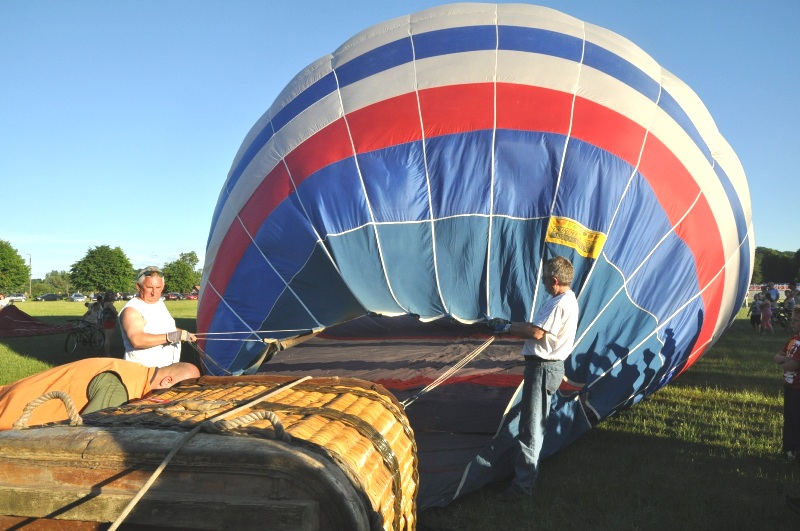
[141,270,162,277]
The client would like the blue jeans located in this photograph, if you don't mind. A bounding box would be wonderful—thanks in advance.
[512,357,564,492]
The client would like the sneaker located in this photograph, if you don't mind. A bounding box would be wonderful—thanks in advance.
[495,484,529,502]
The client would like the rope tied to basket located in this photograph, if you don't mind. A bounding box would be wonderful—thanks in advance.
[402,335,495,407]
[13,390,83,429]
[201,409,290,441]
[108,375,312,531]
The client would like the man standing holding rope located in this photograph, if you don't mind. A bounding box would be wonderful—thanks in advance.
[493,255,579,502]
[121,266,197,367]
[0,358,200,430]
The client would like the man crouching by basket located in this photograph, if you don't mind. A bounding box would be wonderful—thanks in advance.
[121,266,197,368]
[0,358,200,430]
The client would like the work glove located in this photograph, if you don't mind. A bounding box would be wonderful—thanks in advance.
[167,329,190,344]
[487,318,511,334]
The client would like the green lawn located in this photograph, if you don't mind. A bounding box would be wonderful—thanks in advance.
[1,303,798,529]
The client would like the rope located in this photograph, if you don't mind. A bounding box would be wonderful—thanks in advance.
[188,341,232,376]
[107,375,312,531]
[12,390,83,429]
[192,327,315,337]
[202,409,290,441]
[401,336,495,407]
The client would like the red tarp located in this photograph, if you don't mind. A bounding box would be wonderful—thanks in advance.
[0,305,72,338]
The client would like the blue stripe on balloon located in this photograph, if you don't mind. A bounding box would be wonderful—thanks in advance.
[336,39,414,88]
[499,25,583,62]
[583,40,660,102]
[358,144,431,223]
[426,131,494,218]
[414,25,499,59]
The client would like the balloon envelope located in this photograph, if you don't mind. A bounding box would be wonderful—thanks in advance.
[199,3,753,507]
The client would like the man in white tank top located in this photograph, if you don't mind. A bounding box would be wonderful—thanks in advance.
[120,266,196,368]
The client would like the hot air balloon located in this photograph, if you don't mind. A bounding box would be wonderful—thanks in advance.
[198,3,753,508]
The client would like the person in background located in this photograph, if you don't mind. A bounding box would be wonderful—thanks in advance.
[774,308,800,462]
[100,291,119,357]
[748,290,763,333]
[762,290,774,335]
[784,290,796,315]
[768,282,780,309]
[0,294,9,308]
[83,301,102,325]
[120,266,196,367]
[0,358,200,430]
[492,255,579,502]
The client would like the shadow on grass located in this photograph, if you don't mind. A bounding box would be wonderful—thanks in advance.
[419,426,800,531]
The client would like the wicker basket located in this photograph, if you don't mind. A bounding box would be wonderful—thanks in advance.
[92,375,418,530]
[0,375,418,531]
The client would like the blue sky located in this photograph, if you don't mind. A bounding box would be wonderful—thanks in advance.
[1,0,797,279]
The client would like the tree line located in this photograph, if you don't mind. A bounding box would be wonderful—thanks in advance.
[752,246,800,285]
[0,240,202,297]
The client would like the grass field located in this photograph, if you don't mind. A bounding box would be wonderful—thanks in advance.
[1,302,799,529]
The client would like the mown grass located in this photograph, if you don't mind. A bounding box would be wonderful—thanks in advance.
[1,304,798,529]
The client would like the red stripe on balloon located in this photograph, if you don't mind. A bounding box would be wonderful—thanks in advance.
[496,83,573,134]
[239,163,293,235]
[349,91,422,153]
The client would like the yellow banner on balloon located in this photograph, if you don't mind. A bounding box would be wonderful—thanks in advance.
[545,216,606,259]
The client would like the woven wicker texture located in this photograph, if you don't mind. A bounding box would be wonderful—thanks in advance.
[82,375,418,531]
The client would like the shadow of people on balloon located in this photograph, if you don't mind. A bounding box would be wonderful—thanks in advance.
[557,330,668,428]
[562,305,707,430]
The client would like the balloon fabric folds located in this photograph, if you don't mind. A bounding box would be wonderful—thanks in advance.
[199,3,753,507]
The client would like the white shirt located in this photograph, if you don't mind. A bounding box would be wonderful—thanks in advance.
[121,297,180,367]
[521,289,579,361]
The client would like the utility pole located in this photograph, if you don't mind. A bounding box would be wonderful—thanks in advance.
[27,254,31,297]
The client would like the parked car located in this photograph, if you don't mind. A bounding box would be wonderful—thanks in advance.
[165,292,181,301]
[7,293,26,302]
[34,293,63,301]
[183,293,198,300]
[69,293,87,302]
[122,293,136,300]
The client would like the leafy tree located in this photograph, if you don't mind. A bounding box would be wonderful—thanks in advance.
[178,251,200,270]
[0,240,30,294]
[754,247,794,284]
[42,270,72,296]
[162,252,202,293]
[70,246,135,294]
[793,249,800,284]
[751,251,763,285]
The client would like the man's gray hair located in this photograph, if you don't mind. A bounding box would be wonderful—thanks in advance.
[137,266,164,285]
[544,256,574,286]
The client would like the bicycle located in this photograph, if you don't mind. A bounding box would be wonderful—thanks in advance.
[773,304,793,330]
[65,319,105,354]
